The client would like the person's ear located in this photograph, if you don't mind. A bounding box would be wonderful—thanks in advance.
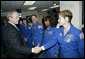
[9,16,13,20]
[9,17,11,20]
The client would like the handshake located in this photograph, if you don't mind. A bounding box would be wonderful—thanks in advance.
[32,45,43,54]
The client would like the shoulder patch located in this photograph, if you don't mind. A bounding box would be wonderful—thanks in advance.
[79,32,84,39]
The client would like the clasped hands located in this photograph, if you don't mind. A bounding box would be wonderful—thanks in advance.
[32,45,42,54]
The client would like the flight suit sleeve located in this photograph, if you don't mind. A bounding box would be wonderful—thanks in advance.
[77,32,84,58]
[42,29,59,50]
[37,25,43,46]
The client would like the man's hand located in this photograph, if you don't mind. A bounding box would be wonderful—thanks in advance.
[32,46,42,54]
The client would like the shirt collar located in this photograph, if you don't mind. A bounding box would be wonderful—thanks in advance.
[8,21,19,31]
[60,24,71,35]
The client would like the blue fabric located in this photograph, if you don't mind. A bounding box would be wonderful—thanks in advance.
[41,27,59,58]
[18,24,32,47]
[57,24,84,58]
[31,23,43,46]
[43,24,84,58]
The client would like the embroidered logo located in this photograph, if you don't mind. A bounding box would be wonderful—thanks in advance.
[65,34,73,42]
[38,25,42,29]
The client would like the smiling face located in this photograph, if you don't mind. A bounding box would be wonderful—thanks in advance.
[22,19,27,25]
[44,20,50,27]
[58,10,73,26]
[9,11,19,24]
[58,14,69,26]
[32,16,37,24]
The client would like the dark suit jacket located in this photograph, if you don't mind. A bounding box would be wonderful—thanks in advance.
[1,23,31,58]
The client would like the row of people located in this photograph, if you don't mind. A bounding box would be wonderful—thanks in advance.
[18,10,84,58]
[1,10,84,58]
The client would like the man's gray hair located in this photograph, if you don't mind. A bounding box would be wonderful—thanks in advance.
[7,10,18,19]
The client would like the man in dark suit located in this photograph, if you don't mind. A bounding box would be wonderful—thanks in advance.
[1,11,37,58]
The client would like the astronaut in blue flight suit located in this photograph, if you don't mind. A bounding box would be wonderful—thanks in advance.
[57,24,84,58]
[35,10,84,58]
[38,16,59,58]
[19,18,32,48]
[31,14,43,57]
[31,14,43,47]
[57,10,84,58]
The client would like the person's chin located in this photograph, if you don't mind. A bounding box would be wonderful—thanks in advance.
[59,23,63,26]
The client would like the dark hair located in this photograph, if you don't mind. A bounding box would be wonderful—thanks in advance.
[59,10,73,23]
[29,16,32,23]
[44,16,56,27]
[31,14,37,18]
[22,18,28,24]
[42,17,46,30]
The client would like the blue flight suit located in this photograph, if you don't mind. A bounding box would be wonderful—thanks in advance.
[18,24,23,37]
[42,24,84,58]
[40,27,59,58]
[31,22,43,46]
[19,24,32,48]
[57,24,84,58]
